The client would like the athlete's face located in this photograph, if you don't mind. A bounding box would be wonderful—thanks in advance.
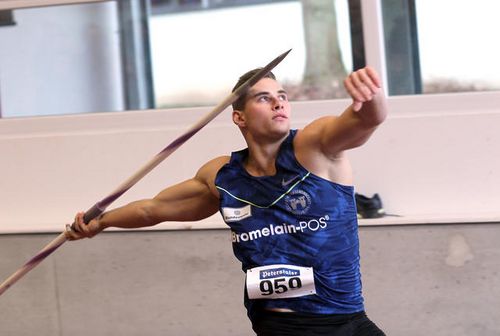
[233,78,291,140]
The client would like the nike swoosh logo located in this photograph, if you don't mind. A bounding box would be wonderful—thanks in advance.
[281,175,299,187]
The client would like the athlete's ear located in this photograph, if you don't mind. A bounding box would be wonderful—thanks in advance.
[232,109,246,127]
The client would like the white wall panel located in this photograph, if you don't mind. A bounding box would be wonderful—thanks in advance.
[1,91,499,233]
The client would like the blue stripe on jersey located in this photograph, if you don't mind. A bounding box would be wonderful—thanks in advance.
[215,129,364,317]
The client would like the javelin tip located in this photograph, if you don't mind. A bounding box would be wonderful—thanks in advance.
[275,48,292,62]
[264,48,292,72]
[232,49,292,96]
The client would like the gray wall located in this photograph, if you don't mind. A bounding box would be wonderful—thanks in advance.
[1,223,499,336]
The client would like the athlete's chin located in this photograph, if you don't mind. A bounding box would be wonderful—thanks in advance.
[271,128,291,142]
[272,124,290,135]
[272,118,290,128]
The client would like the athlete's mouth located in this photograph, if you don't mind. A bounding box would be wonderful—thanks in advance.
[273,113,288,120]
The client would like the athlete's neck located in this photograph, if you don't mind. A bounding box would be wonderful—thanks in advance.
[244,141,284,177]
[242,130,289,177]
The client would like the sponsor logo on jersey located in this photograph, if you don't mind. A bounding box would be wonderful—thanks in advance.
[231,215,330,243]
[285,189,312,215]
[281,175,299,187]
[222,205,252,222]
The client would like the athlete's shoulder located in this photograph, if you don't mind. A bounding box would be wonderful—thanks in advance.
[294,116,339,144]
[194,156,231,197]
[198,156,231,176]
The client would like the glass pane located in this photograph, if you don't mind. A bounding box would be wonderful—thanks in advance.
[0,2,123,118]
[416,0,500,94]
[149,0,353,109]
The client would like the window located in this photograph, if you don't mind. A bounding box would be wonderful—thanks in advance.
[2,0,499,118]
[415,0,500,94]
[150,0,297,14]
[0,2,124,118]
[149,0,353,108]
[381,0,500,95]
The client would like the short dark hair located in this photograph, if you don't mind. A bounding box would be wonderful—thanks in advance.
[231,68,276,111]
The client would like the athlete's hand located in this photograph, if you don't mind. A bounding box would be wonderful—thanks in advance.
[343,66,382,112]
[65,212,105,241]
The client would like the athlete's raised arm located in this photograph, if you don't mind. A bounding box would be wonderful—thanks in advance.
[297,66,388,158]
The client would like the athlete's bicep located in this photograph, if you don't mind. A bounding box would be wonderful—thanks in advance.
[297,114,376,160]
[149,156,229,222]
[151,178,219,222]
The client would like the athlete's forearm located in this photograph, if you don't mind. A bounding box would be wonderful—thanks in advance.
[67,200,158,240]
[97,199,158,230]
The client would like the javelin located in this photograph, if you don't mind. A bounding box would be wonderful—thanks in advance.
[0,49,291,297]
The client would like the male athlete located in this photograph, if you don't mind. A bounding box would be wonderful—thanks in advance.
[68,65,388,335]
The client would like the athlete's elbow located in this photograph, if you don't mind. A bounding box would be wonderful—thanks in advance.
[360,98,387,127]
[373,109,387,126]
[360,109,386,128]
[372,101,388,125]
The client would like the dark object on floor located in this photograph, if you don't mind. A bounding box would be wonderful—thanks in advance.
[355,193,385,219]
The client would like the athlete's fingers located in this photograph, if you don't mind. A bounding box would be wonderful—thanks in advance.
[344,76,367,103]
[350,71,374,101]
[75,212,88,234]
[65,213,85,241]
[74,212,95,238]
[364,66,382,88]
[65,224,80,240]
[352,100,363,112]
[357,68,380,94]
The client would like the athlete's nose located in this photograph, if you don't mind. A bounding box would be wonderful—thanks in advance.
[273,96,284,111]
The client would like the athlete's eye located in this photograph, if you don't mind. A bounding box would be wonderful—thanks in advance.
[278,94,288,101]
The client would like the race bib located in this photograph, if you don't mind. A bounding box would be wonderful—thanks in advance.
[246,264,316,300]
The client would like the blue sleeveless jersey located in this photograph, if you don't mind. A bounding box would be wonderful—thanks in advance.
[215,130,364,318]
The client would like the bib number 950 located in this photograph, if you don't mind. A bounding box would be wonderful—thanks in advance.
[246,264,316,299]
[260,277,302,296]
